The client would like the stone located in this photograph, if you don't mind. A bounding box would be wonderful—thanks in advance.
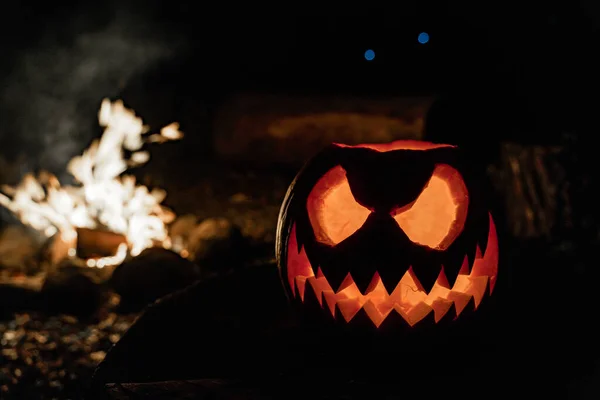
[187,218,246,277]
[168,214,199,255]
[109,247,201,313]
[39,263,106,319]
[90,261,291,390]
[39,234,76,272]
[0,284,41,319]
[0,225,44,275]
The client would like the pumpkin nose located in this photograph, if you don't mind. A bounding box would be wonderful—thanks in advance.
[335,212,415,293]
[367,211,407,239]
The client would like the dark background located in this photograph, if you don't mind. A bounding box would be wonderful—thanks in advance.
[2,1,600,398]
[1,1,600,173]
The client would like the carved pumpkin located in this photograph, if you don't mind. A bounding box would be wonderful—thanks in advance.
[276,140,499,329]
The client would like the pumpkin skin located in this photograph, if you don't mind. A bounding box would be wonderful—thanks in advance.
[276,140,499,330]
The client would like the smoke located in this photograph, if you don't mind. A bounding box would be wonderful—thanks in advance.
[0,3,183,182]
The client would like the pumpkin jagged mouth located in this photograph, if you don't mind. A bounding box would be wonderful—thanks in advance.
[286,214,499,328]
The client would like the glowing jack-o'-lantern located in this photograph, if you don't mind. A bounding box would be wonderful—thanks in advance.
[276,140,499,329]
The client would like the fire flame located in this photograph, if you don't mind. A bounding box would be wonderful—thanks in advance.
[0,99,183,267]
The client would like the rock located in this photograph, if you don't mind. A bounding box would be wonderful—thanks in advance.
[169,214,199,238]
[229,192,251,204]
[39,233,76,272]
[0,225,44,274]
[0,284,41,319]
[168,214,198,254]
[39,262,106,319]
[91,261,290,389]
[187,218,246,276]
[109,247,201,313]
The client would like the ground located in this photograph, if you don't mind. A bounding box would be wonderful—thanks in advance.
[0,303,136,399]
[0,158,293,399]
[0,134,598,399]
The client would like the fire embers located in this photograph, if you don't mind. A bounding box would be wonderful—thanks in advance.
[286,215,498,328]
[0,99,183,269]
[45,228,128,271]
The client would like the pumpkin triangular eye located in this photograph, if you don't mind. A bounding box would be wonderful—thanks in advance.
[393,164,469,250]
[307,166,371,246]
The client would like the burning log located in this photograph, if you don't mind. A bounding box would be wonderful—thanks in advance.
[488,142,572,239]
[0,99,184,273]
[43,229,127,274]
[76,228,127,260]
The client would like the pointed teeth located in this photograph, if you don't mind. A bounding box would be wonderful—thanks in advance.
[338,274,356,292]
[323,291,338,317]
[325,270,351,294]
[474,245,482,260]
[435,266,450,289]
[446,291,471,317]
[295,276,308,301]
[459,255,470,275]
[286,213,499,328]
[336,298,362,323]
[288,222,499,328]
[430,299,453,323]
[295,264,493,328]
[363,299,393,327]
[365,272,384,295]
[393,302,434,327]
[285,227,315,297]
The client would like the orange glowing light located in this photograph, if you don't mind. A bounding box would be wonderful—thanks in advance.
[0,99,184,268]
[306,166,371,245]
[334,140,454,152]
[394,164,469,250]
[286,215,498,327]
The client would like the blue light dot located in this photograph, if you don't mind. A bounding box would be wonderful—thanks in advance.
[364,49,375,61]
[418,32,429,44]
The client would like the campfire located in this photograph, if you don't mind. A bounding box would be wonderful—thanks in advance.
[0,99,184,269]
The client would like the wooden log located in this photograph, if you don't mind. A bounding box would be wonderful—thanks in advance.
[100,375,550,400]
[488,142,572,239]
[103,379,260,400]
[213,92,432,165]
[100,378,416,399]
[76,227,127,259]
